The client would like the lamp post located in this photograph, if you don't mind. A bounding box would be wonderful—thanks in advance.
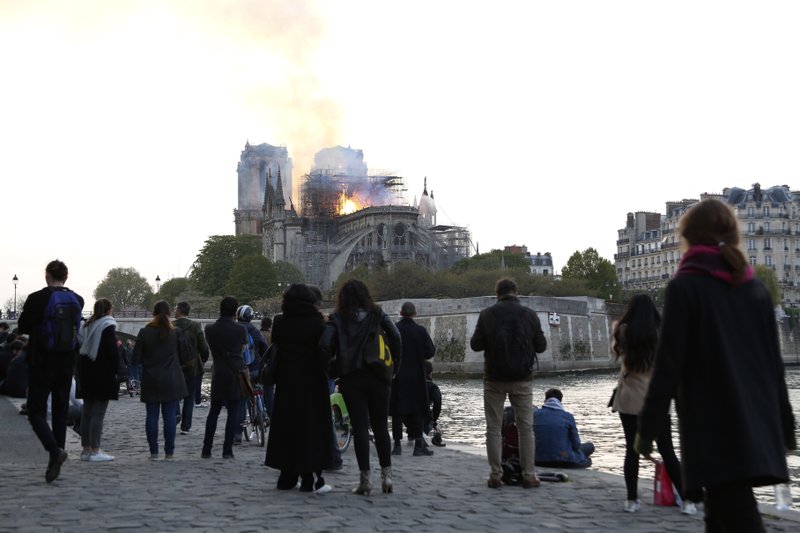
[12,274,18,319]
[155,275,161,293]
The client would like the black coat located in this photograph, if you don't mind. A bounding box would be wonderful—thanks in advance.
[320,308,402,378]
[265,305,333,473]
[639,274,797,491]
[389,317,435,417]
[204,317,248,402]
[133,326,188,403]
[77,325,119,401]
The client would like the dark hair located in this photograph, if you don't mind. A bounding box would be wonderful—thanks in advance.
[680,199,749,284]
[309,286,323,306]
[0,322,8,330]
[9,340,24,352]
[220,296,238,318]
[46,260,69,282]
[335,279,378,320]
[282,283,317,315]
[612,294,660,373]
[400,301,416,317]
[151,300,173,339]
[176,301,191,316]
[544,388,563,402]
[495,278,517,297]
[260,317,272,331]
[87,299,112,325]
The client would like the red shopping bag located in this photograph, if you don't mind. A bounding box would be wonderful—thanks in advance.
[653,460,676,506]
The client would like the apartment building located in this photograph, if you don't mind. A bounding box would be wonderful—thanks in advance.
[615,184,800,307]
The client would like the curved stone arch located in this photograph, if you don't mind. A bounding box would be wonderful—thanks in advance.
[328,226,385,284]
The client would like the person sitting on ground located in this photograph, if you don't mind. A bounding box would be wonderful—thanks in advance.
[0,322,10,345]
[533,388,594,468]
[0,340,28,398]
[422,360,445,447]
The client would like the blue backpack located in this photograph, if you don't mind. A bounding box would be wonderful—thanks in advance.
[43,288,82,352]
[243,333,256,365]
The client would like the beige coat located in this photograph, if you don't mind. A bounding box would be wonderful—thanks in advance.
[610,322,652,415]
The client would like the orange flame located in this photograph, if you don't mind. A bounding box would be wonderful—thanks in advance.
[339,191,363,215]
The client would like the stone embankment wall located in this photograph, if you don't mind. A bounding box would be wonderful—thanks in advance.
[12,295,798,376]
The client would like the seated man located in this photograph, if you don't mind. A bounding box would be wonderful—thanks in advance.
[533,388,594,468]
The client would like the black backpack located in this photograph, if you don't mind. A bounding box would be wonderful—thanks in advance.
[174,327,197,371]
[491,315,535,380]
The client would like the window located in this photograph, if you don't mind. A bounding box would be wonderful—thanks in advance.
[766,255,773,266]
[748,239,756,250]
[750,256,757,266]
[764,206,770,217]
[765,222,771,233]
[748,222,755,233]
[765,238,772,250]
[748,206,755,216]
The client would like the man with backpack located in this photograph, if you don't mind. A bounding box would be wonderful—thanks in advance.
[470,278,546,489]
[18,260,84,483]
[174,302,209,435]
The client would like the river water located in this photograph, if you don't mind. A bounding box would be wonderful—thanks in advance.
[436,367,800,505]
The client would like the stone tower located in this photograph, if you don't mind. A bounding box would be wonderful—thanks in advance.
[233,141,292,236]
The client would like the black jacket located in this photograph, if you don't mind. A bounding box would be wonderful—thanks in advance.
[639,274,796,491]
[18,286,84,363]
[389,317,436,417]
[470,295,547,381]
[204,317,248,402]
[320,308,402,379]
[77,324,119,401]
[133,326,188,403]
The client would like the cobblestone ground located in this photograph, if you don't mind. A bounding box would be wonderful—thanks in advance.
[1,394,798,532]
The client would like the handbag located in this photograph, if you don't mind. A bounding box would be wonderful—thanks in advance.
[238,369,254,399]
[607,387,617,408]
[653,460,676,506]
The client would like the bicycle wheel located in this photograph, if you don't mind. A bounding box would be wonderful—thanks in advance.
[332,404,351,452]
[255,397,267,447]
[243,399,255,442]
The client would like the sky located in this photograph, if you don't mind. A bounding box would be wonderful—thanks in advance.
[2,0,800,310]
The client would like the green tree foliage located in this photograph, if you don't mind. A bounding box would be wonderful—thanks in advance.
[754,264,781,305]
[94,267,154,311]
[223,255,278,305]
[451,249,530,274]
[191,235,262,296]
[157,277,191,305]
[274,261,306,286]
[561,248,620,300]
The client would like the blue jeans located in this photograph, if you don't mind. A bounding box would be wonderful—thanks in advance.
[203,398,242,456]
[145,401,179,456]
[180,375,197,431]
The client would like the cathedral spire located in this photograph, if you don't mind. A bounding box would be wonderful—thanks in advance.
[264,168,274,219]
[422,176,428,196]
[275,167,286,207]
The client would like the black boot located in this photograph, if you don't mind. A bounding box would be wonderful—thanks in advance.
[392,440,402,455]
[413,438,434,456]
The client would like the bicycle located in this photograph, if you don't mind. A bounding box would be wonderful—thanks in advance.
[242,383,269,447]
[330,384,351,452]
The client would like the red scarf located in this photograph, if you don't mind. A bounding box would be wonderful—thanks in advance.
[675,245,754,286]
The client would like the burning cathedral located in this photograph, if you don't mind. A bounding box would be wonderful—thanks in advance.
[233,142,472,289]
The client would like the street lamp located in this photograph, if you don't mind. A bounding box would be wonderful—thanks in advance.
[155,275,161,293]
[12,274,18,319]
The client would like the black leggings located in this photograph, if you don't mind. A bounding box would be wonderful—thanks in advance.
[619,412,684,502]
[340,369,392,471]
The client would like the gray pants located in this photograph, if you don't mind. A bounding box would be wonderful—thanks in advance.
[81,399,109,450]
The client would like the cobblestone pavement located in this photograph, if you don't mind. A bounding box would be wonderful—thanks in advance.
[1,394,798,532]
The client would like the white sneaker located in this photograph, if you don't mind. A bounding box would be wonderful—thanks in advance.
[89,451,114,462]
[681,501,697,515]
[80,451,92,461]
[314,484,332,494]
[624,500,640,513]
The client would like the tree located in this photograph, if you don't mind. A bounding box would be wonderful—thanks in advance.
[223,255,278,304]
[94,267,153,311]
[451,249,530,274]
[191,235,262,296]
[561,248,620,299]
[755,265,781,305]
[157,277,191,305]
[3,294,27,319]
[273,261,306,287]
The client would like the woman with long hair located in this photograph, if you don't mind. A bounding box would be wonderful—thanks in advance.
[133,300,187,460]
[265,284,334,492]
[611,294,692,514]
[77,298,119,462]
[320,279,402,495]
[637,199,796,531]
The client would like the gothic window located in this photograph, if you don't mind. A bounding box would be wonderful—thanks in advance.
[393,223,407,246]
[376,224,387,248]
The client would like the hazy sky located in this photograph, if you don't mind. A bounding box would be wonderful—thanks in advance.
[3,0,800,309]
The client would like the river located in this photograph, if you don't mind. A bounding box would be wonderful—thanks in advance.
[436,367,800,505]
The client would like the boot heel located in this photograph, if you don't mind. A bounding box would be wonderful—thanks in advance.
[381,466,393,494]
[353,470,371,495]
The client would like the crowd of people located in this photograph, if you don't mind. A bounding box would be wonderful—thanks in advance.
[3,202,798,533]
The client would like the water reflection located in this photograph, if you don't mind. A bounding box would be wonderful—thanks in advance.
[437,367,800,504]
